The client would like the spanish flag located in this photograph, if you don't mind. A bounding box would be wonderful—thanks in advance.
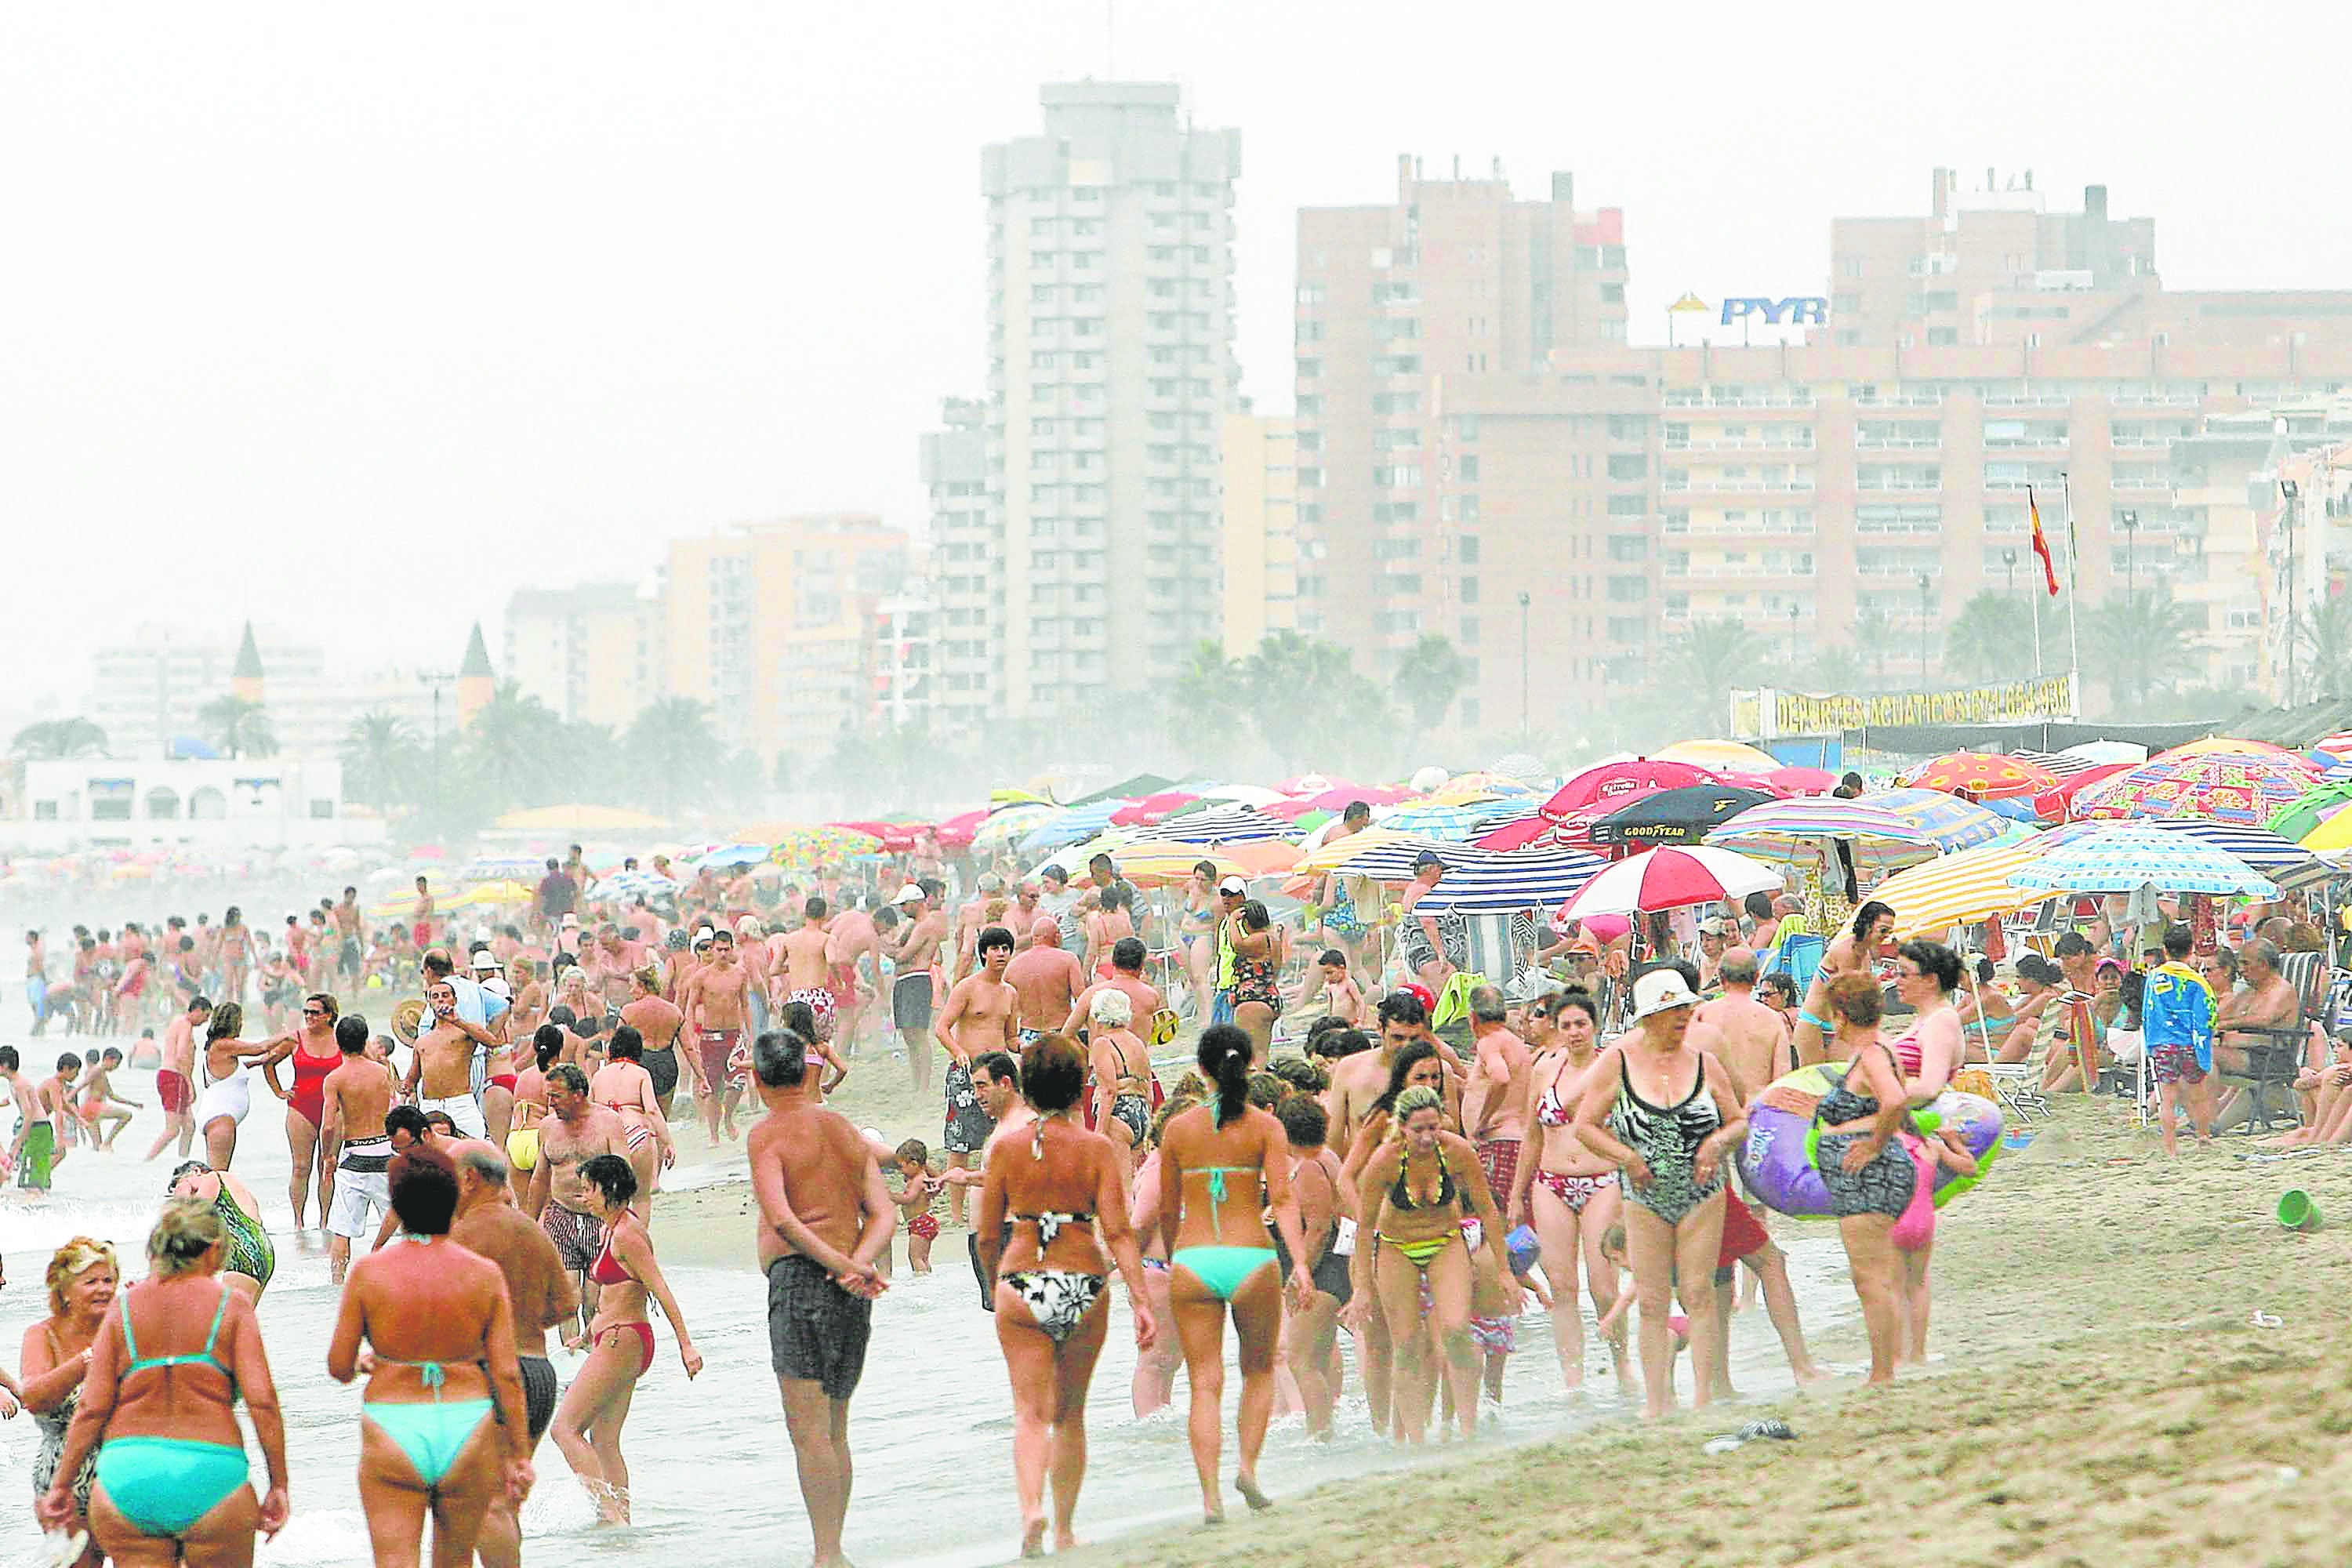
[2027,485,2060,597]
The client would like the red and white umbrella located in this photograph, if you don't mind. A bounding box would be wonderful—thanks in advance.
[1552,845,1780,928]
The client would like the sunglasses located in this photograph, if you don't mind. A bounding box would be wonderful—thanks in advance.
[301,1007,327,1018]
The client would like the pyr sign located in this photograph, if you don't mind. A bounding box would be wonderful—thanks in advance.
[1721,296,1829,326]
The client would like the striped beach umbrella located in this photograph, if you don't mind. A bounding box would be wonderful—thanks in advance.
[970,804,1058,858]
[1410,846,1608,914]
[1556,845,1781,923]
[2007,822,2278,898]
[2137,818,2332,891]
[1130,805,1292,845]
[1871,837,2079,941]
[1019,800,1135,855]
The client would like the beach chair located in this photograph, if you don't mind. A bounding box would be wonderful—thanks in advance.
[2223,952,2335,1134]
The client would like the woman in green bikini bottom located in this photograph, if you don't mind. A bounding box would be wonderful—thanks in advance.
[328,1146,533,1566]
[38,1199,292,1564]
[1155,1025,1313,1526]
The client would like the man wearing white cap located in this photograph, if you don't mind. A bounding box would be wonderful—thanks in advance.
[886,883,948,1092]
[1209,874,1249,1024]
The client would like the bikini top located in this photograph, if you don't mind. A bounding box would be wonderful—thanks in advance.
[1534,1054,1589,1128]
[590,1227,633,1287]
[1886,1022,1925,1077]
[118,1281,238,1401]
[1389,1146,1460,1213]
[1011,1210,1095,1248]
[1186,1163,1267,1242]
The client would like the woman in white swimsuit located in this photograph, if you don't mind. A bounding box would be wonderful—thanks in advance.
[191,1004,275,1171]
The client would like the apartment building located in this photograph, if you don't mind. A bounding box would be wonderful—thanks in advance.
[662,515,913,760]
[1301,165,2352,729]
[982,82,1241,720]
[921,397,993,738]
[1219,409,1299,655]
[502,582,665,729]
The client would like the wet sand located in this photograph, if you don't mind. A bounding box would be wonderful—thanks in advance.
[1045,1097,2352,1568]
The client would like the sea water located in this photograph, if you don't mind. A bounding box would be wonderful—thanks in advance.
[0,1047,1858,1567]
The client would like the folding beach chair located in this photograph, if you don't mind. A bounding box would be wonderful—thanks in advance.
[2225,951,2336,1134]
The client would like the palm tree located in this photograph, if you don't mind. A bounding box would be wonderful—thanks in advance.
[1392,633,1473,730]
[9,717,108,760]
[1658,619,1768,732]
[2292,593,2352,702]
[2085,591,2204,714]
[622,698,724,818]
[197,695,277,760]
[1240,631,1361,770]
[1165,641,1249,765]
[339,710,423,819]
[1941,592,2038,684]
[452,681,566,813]
[1794,645,1864,693]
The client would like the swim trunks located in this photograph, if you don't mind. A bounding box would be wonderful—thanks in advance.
[155,1069,192,1116]
[698,1029,743,1092]
[767,1254,872,1400]
[2151,1043,2206,1086]
[892,972,934,1035]
[541,1203,605,1276]
[1475,1138,1521,1207]
[1715,1188,1770,1283]
[518,1355,559,1442]
[942,1062,996,1156]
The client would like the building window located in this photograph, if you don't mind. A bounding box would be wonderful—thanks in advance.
[1457,455,1480,481]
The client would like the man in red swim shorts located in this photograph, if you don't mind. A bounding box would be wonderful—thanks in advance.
[680,927,753,1142]
[145,994,209,1162]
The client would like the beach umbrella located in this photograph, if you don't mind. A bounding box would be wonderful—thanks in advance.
[592,869,679,902]
[2009,747,2103,779]
[2033,761,2135,822]
[2158,737,2296,760]
[1109,790,1201,826]
[2310,731,2352,760]
[2303,750,2352,777]
[1471,814,1563,852]
[1539,759,1726,823]
[1410,845,1608,914]
[2007,822,2279,899]
[968,805,1059,858]
[933,807,991,848]
[1432,771,1534,801]
[1707,794,1968,873]
[1871,837,2079,941]
[1020,800,1135,855]
[2291,805,2352,855]
[1131,805,1292,845]
[828,819,925,852]
[1380,799,1515,840]
[1298,784,1414,812]
[1866,788,2025,852]
[696,844,771,870]
[456,854,546,884]
[1586,785,1780,848]
[1653,739,1779,775]
[1196,785,1289,808]
[1555,846,1781,924]
[1295,828,1451,875]
[2269,781,2352,844]
[2071,751,2323,828]
[1107,841,1301,887]
[1765,765,1835,796]
[1487,751,1550,786]
[1901,752,2060,802]
[2136,818,2332,892]
[764,825,884,868]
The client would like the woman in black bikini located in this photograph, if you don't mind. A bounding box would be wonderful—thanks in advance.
[1084,989,1153,1185]
[977,1034,1156,1557]
[1506,988,1630,1393]
[1815,973,1922,1385]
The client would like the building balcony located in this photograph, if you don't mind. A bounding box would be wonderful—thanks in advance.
[1664,477,1817,495]
[1857,561,1943,578]
[1981,435,2071,450]
[1853,390,1946,408]
[1664,435,1817,452]
[1980,393,2074,408]
[2112,392,2205,407]
[1665,563,1817,581]
[1855,436,1943,451]
[1858,477,1944,492]
[1663,392,1816,409]
[2112,475,2174,493]
[1666,515,1817,537]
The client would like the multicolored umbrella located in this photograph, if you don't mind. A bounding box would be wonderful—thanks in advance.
[2158,737,2297,760]
[768,825,884,867]
[1109,841,1300,887]
[1653,739,1780,775]
[2071,752,2323,828]
[2268,781,2352,844]
[456,854,546,884]
[2293,804,2352,855]
[2007,822,2279,898]
[1109,791,1202,826]
[1540,759,1726,823]
[1707,789,2013,871]
[2310,731,2352,760]
[1900,752,2060,802]
[2034,762,2135,823]
[1555,845,1781,924]
[2137,818,2332,891]
[970,805,1059,858]
[1381,797,1534,840]
[1020,800,1135,855]
[1586,785,1779,848]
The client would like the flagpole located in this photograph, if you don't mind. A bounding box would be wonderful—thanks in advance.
[2031,585,2043,677]
[2061,472,2084,715]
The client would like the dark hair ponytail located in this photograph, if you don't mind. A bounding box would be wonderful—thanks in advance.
[1198,1024,1253,1128]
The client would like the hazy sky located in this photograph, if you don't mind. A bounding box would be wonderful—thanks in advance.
[6,2,2347,711]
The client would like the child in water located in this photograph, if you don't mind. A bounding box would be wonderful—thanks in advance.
[1594,1224,1690,1373]
[893,1139,942,1274]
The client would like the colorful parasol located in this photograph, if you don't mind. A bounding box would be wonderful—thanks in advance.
[2006,822,2279,898]
[2157,737,2297,760]
[456,854,547,884]
[1653,739,1780,775]
[2311,731,2352,760]
[1871,837,2073,941]
[1764,765,1835,796]
[1539,759,1726,823]
[2071,752,2322,829]
[969,804,1059,858]
[1707,789,2013,871]
[2136,818,2332,891]
[1106,841,1300,886]
[1020,800,1136,855]
[2268,781,2352,844]
[1555,845,1781,924]
[1381,797,1534,840]
[1109,791,1202,826]
[1900,752,2060,802]
[764,825,884,867]
[2292,802,2352,855]
[1585,785,1779,848]
[933,807,993,849]
[2033,761,2135,823]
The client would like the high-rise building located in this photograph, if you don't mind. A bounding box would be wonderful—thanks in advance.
[1300,163,2352,730]
[502,583,666,729]
[921,397,993,738]
[89,625,329,760]
[661,514,913,762]
[1220,409,1298,656]
[982,82,1241,719]
[1294,158,1631,725]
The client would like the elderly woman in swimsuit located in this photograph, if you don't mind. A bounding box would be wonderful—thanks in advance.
[21,1236,118,1568]
[1571,962,1748,1419]
[549,1154,701,1525]
[1794,901,1895,1069]
[1813,974,1936,1385]
[1506,987,1631,1394]
[168,1162,276,1301]
[978,1034,1156,1557]
[328,1148,532,1565]
[1156,1025,1312,1526]
[38,1200,292,1564]
[1086,988,1154,1186]
[1345,1075,1517,1443]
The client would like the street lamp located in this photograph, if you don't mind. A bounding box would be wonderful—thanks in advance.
[1786,601,1800,662]
[1517,590,1532,735]
[2002,546,2017,597]
[2118,508,2140,605]
[417,670,452,833]
[2281,478,2302,706]
[1915,570,1933,681]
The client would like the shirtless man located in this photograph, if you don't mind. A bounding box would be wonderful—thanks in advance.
[2211,937,2299,1131]
[412,875,437,952]
[1081,884,1137,977]
[747,1028,895,1568]
[332,886,365,989]
[587,925,637,1017]
[323,1014,397,1282]
[1065,937,1164,1037]
[776,898,840,1044]
[1001,916,1083,1043]
[1327,991,1437,1157]
[681,927,757,1142]
[146,994,210,1161]
[403,978,496,1138]
[826,895,882,1054]
[887,884,949,1090]
[1694,949,1794,1102]
[1458,984,1534,1205]
[933,924,1018,1224]
[524,1064,631,1345]
[450,1143,575,1568]
[952,874,1001,983]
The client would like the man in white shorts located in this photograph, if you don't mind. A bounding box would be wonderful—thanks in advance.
[322,1014,397,1282]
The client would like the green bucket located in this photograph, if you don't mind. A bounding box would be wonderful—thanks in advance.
[2278,1189,2324,1233]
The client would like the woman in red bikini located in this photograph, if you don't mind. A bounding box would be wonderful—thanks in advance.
[261,993,343,1231]
[548,1155,699,1525]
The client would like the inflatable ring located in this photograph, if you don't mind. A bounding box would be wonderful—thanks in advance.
[1149,1007,1181,1047]
[1736,1059,2002,1220]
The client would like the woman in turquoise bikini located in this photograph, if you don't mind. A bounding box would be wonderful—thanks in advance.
[1156,1025,1313,1526]
[38,1199,291,1565]
[328,1146,532,1565]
